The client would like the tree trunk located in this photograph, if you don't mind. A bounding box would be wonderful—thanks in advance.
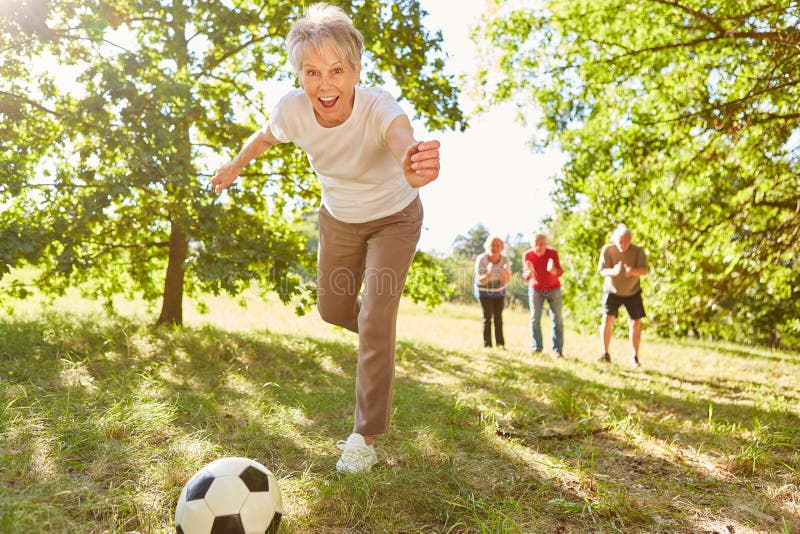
[157,220,188,326]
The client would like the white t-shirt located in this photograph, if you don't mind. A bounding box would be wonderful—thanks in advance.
[266,86,419,223]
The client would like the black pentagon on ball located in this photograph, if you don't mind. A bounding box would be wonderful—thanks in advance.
[175,526,184,534]
[239,465,270,492]
[185,471,215,501]
[210,514,245,534]
[266,513,282,534]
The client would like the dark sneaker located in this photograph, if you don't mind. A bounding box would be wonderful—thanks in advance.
[553,350,564,359]
[597,352,611,363]
[631,354,641,367]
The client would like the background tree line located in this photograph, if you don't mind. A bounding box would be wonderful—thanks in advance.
[468,0,800,348]
[2,0,798,349]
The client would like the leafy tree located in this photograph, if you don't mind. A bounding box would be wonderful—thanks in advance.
[403,251,454,309]
[439,256,475,304]
[0,0,465,325]
[445,224,490,304]
[450,223,490,258]
[476,0,800,347]
[503,231,531,309]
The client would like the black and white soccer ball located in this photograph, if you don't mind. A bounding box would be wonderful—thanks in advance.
[175,457,283,534]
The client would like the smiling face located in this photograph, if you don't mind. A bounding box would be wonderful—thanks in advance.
[489,239,504,256]
[533,236,547,255]
[615,233,632,253]
[300,42,361,128]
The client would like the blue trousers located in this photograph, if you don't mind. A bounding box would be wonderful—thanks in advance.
[529,287,564,352]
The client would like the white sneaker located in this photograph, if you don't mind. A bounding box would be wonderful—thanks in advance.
[336,433,377,474]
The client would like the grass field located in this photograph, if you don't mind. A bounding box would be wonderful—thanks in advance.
[1,290,799,533]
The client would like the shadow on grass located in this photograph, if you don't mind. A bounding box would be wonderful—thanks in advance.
[641,367,800,404]
[660,337,800,365]
[0,312,798,533]
[437,350,800,533]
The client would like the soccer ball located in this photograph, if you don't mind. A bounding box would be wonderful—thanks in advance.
[175,457,283,534]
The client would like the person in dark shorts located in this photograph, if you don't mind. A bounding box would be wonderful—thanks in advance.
[597,224,648,367]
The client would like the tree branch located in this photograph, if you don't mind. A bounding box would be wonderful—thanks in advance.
[751,112,800,124]
[197,31,280,78]
[0,90,63,117]
[203,72,266,115]
[0,36,39,55]
[649,0,800,46]
[753,198,800,211]
[84,240,170,263]
[648,0,726,33]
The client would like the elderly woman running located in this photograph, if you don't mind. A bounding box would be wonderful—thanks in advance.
[210,2,440,474]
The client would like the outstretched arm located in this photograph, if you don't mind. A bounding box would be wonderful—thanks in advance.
[385,115,440,189]
[210,126,281,195]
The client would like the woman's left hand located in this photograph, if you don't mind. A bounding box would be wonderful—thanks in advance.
[402,140,440,188]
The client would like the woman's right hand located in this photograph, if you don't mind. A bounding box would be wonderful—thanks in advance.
[402,140,441,188]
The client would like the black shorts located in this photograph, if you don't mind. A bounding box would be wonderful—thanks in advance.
[603,291,646,320]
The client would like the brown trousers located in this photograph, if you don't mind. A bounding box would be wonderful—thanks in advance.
[317,195,423,436]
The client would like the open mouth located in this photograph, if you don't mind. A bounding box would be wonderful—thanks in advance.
[319,96,338,109]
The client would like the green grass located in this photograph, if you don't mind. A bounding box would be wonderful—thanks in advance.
[1,291,799,533]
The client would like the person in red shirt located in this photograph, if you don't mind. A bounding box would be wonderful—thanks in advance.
[522,233,565,357]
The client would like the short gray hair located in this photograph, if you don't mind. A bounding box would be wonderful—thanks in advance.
[286,3,364,73]
[530,233,548,246]
[611,224,632,242]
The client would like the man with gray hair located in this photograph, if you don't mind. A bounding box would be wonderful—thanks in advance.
[522,232,564,357]
[597,224,648,367]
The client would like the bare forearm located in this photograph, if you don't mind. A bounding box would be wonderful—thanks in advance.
[211,127,279,195]
[385,115,440,188]
[229,129,275,171]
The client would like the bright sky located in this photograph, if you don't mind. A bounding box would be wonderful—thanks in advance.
[414,0,565,254]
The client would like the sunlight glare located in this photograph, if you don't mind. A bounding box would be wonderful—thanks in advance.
[0,0,17,14]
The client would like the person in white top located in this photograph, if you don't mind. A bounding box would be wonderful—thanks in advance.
[210,2,440,474]
[474,236,512,348]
